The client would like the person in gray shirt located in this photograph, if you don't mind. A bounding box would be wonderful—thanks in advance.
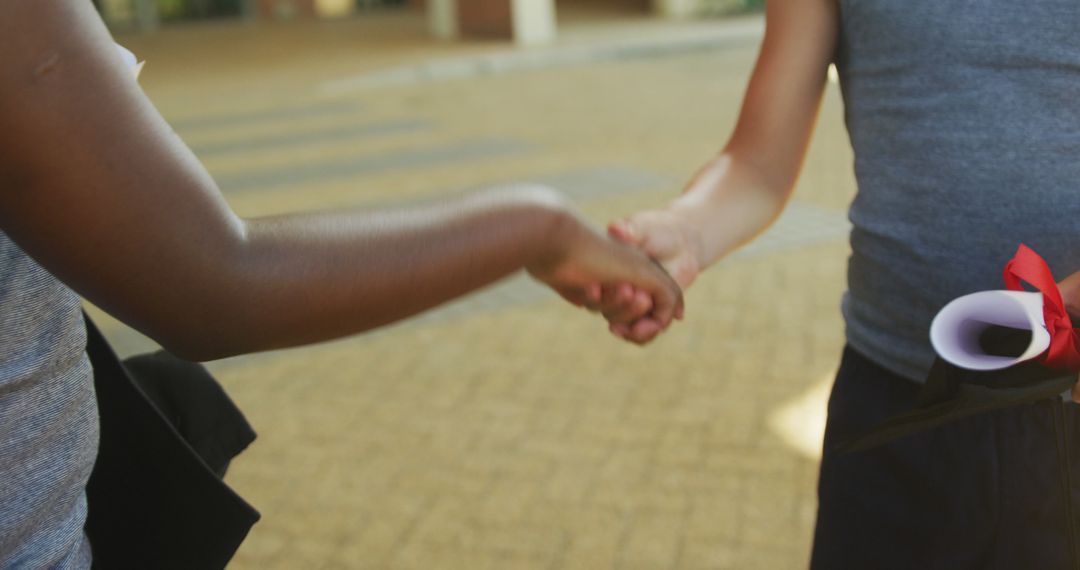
[612,0,1080,567]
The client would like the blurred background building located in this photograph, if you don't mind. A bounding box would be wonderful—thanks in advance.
[95,0,764,44]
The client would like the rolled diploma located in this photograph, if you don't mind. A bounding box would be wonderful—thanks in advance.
[929,290,1051,371]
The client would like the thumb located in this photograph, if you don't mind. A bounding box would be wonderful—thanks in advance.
[1059,270,1080,319]
[608,219,639,245]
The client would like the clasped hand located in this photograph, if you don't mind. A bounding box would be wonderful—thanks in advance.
[532,205,700,345]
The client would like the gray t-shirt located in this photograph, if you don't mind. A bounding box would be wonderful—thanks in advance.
[0,231,97,568]
[837,0,1080,381]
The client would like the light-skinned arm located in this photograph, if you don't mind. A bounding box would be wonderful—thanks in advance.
[609,0,840,293]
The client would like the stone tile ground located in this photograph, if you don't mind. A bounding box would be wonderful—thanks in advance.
[92,11,858,568]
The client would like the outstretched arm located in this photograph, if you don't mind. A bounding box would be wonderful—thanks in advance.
[0,0,681,360]
[610,0,840,289]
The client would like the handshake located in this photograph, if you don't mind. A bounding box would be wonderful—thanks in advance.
[525,189,702,345]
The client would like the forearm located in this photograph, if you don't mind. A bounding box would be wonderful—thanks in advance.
[668,152,791,269]
[667,0,836,271]
[156,186,569,359]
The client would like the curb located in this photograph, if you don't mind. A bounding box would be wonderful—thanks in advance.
[319,17,764,95]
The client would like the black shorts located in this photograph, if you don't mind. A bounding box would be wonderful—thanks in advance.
[811,346,1080,570]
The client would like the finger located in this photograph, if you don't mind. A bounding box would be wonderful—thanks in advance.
[606,283,633,306]
[609,321,631,339]
[648,284,679,329]
[607,220,638,245]
[582,283,603,312]
[585,283,602,304]
[1063,273,1080,319]
[625,318,663,345]
[601,283,646,323]
[599,284,622,319]
[628,256,681,328]
[630,289,653,318]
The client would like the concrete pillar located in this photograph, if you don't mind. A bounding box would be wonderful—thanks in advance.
[510,0,555,46]
[429,0,459,39]
[652,0,700,18]
[433,0,556,45]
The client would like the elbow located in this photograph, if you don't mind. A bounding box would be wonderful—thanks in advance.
[151,223,259,362]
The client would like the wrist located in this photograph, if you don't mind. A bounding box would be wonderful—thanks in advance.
[499,184,579,275]
[668,155,788,268]
[666,200,711,271]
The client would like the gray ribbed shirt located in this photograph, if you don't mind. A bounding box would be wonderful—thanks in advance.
[837,0,1080,381]
[0,231,97,568]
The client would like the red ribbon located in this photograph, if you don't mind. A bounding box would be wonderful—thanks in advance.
[1002,244,1080,370]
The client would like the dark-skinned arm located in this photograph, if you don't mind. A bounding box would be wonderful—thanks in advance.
[0,0,682,360]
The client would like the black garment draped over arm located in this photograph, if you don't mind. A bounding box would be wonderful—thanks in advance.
[83,316,259,570]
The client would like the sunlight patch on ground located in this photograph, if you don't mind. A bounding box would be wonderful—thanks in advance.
[766,372,834,461]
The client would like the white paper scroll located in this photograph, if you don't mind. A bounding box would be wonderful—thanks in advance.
[929,290,1050,371]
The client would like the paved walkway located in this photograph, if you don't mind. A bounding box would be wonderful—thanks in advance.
[95,11,858,569]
